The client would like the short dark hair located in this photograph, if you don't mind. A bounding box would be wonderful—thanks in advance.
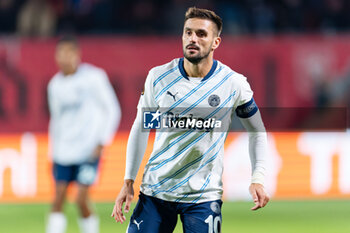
[184,7,223,36]
[57,35,79,47]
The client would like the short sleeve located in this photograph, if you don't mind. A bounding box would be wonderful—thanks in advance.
[236,75,254,106]
[234,75,258,118]
[137,69,158,110]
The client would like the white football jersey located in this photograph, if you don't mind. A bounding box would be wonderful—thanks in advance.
[48,63,121,165]
[138,58,255,203]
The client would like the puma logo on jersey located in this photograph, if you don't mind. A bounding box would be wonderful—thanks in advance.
[133,219,143,230]
[166,91,178,101]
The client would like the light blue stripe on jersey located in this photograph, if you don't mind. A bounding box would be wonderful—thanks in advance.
[148,130,193,163]
[179,72,233,116]
[150,132,208,171]
[151,134,224,196]
[191,174,212,203]
[216,105,235,125]
[153,66,179,87]
[149,132,225,189]
[161,145,223,193]
[174,174,212,203]
[175,194,189,203]
[155,75,183,101]
[166,66,224,113]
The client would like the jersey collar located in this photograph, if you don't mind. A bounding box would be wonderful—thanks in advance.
[178,58,218,82]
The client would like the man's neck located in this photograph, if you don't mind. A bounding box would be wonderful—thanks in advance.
[183,58,213,78]
[62,66,79,77]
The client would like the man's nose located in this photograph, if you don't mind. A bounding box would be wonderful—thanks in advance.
[189,34,198,43]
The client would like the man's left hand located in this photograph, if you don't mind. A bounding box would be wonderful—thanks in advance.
[249,183,269,211]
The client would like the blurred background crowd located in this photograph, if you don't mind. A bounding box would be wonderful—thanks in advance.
[1,0,350,37]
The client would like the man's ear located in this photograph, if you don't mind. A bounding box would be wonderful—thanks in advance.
[212,37,221,51]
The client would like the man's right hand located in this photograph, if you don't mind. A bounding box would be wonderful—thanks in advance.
[111,179,134,224]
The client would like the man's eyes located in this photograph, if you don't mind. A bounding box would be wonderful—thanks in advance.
[185,30,207,37]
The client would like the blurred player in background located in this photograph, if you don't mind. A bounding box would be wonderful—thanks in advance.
[47,36,121,233]
[112,7,269,233]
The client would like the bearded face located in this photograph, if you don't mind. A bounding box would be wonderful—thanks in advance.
[182,18,219,64]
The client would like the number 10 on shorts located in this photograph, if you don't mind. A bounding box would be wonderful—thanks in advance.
[205,215,221,233]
